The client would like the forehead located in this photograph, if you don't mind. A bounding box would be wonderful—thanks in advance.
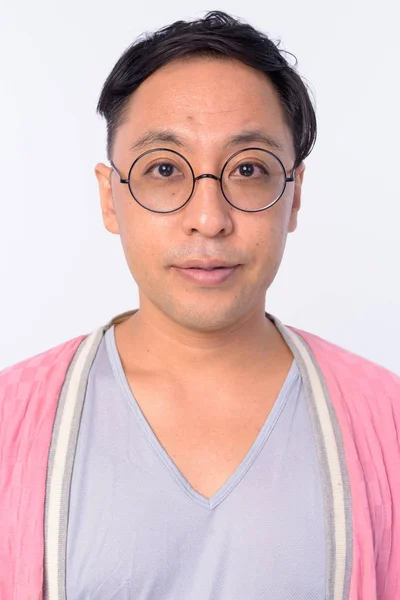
[115,57,293,155]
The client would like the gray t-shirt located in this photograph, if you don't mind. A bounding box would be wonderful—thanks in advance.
[66,325,325,599]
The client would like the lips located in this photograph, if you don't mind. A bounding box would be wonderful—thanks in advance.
[171,263,240,286]
[187,266,226,271]
[172,259,239,270]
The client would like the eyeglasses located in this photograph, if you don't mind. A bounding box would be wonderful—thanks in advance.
[110,147,296,214]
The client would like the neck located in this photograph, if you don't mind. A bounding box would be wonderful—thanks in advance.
[113,300,293,380]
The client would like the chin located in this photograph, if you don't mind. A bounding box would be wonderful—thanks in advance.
[158,295,252,332]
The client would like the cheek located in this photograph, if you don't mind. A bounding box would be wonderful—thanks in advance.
[248,207,288,254]
[122,229,152,274]
[255,229,285,267]
[247,215,289,281]
[116,208,169,282]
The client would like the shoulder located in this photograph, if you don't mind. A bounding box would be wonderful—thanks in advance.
[288,324,400,409]
[0,333,90,473]
[0,333,89,402]
[290,327,400,440]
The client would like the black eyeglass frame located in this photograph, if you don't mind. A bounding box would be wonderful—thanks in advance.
[110,147,296,214]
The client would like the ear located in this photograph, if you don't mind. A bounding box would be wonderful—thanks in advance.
[95,162,120,235]
[288,162,305,233]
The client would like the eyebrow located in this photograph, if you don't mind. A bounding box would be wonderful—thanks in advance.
[129,128,285,154]
[225,130,285,153]
[129,130,185,152]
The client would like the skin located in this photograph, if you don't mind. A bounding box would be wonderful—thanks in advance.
[95,56,305,496]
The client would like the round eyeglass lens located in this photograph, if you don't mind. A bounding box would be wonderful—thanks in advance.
[129,149,194,213]
[221,149,287,211]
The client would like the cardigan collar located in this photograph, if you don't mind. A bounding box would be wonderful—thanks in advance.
[43,310,352,600]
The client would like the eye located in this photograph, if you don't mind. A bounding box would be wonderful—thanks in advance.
[233,162,269,178]
[144,162,180,178]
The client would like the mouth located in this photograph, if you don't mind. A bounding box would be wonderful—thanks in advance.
[187,266,230,270]
[171,264,240,286]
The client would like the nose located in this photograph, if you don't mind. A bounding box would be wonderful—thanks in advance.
[181,173,234,238]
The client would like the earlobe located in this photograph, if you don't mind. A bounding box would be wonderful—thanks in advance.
[95,162,120,235]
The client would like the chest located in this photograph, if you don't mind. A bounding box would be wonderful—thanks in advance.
[67,360,327,600]
[124,367,293,499]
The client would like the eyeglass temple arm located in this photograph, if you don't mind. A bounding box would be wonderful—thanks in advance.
[110,160,129,184]
[286,165,296,183]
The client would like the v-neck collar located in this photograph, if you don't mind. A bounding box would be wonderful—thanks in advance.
[106,321,299,510]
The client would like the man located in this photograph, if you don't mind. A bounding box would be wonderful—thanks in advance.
[0,10,399,600]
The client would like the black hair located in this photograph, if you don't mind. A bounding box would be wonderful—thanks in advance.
[96,11,316,167]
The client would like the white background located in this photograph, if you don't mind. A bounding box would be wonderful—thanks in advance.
[1,0,399,373]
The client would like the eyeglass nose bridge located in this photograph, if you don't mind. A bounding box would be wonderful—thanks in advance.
[194,173,221,182]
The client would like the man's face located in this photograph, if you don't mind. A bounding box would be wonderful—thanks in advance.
[96,57,305,331]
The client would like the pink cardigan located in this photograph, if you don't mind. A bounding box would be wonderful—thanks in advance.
[1,310,399,599]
